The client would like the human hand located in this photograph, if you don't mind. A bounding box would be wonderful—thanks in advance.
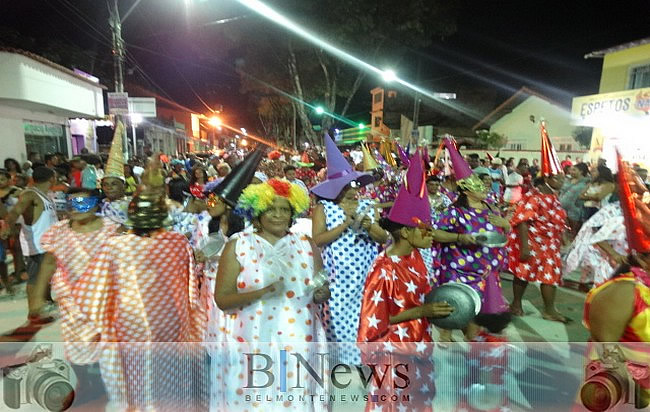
[194,250,207,263]
[313,283,331,303]
[263,280,285,298]
[421,301,454,318]
[360,216,372,231]
[609,252,627,266]
[519,246,531,262]
[457,234,476,245]
[488,214,510,229]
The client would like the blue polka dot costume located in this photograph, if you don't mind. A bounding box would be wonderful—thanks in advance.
[319,198,379,365]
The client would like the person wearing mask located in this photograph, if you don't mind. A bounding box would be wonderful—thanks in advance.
[580,164,616,220]
[1,167,58,321]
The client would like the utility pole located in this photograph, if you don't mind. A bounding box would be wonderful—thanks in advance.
[108,0,129,159]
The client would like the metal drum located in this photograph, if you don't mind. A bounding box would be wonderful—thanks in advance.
[473,231,508,248]
[425,282,482,330]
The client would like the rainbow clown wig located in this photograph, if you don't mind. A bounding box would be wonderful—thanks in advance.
[237,178,309,219]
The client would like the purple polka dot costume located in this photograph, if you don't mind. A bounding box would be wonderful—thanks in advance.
[432,206,508,309]
[319,199,379,364]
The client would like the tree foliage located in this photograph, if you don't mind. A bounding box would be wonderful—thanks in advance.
[475,129,507,149]
[572,126,593,149]
[220,0,459,146]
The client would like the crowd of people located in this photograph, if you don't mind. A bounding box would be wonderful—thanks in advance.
[1,121,650,410]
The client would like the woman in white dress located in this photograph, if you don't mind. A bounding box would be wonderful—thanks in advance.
[215,178,330,411]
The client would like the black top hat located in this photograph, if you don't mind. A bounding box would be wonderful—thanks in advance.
[208,146,266,208]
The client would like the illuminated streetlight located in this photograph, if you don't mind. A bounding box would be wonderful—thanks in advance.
[241,139,248,146]
[315,106,324,115]
[382,69,397,83]
[130,113,143,125]
[358,123,365,130]
[209,116,222,127]
[240,128,247,135]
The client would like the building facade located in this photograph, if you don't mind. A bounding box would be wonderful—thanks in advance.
[572,38,650,167]
[0,49,106,162]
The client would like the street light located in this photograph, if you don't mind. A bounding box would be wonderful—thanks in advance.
[382,69,397,83]
[240,128,247,135]
[209,116,222,127]
[358,123,365,130]
[315,106,325,115]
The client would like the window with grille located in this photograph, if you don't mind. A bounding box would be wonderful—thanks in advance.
[629,64,650,89]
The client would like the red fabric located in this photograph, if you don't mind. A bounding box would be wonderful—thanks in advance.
[70,170,82,188]
[506,188,567,285]
[617,152,650,253]
[540,122,562,176]
[357,249,434,412]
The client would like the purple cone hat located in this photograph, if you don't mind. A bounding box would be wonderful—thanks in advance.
[397,143,410,167]
[311,133,373,200]
[388,149,431,227]
[443,137,472,180]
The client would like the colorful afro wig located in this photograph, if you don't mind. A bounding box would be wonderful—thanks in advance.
[237,178,309,219]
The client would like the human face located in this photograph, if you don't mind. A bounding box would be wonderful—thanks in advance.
[67,193,100,221]
[547,174,564,190]
[426,180,441,195]
[569,166,581,179]
[404,226,434,249]
[258,197,292,237]
[206,195,227,218]
[285,169,296,181]
[338,185,359,204]
[468,157,480,169]
[0,174,9,189]
[101,177,126,201]
[590,167,599,179]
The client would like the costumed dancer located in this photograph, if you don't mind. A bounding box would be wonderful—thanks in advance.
[431,138,512,341]
[311,133,388,365]
[565,198,628,289]
[507,122,569,323]
[420,170,454,280]
[357,150,453,412]
[579,152,650,411]
[358,143,399,217]
[215,178,330,412]
[189,148,262,411]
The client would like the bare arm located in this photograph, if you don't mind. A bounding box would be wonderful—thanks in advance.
[364,208,388,244]
[431,230,476,245]
[31,253,57,314]
[588,281,635,342]
[389,302,453,325]
[4,190,35,227]
[308,237,330,304]
[311,203,353,247]
[214,239,278,311]
[516,222,531,260]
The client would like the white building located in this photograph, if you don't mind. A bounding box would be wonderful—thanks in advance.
[0,48,106,162]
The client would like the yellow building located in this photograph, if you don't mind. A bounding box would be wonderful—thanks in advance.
[571,38,650,167]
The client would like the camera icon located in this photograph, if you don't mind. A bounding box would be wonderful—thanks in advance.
[3,344,75,411]
[580,345,650,411]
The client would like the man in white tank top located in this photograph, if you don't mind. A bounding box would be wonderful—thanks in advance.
[2,166,58,321]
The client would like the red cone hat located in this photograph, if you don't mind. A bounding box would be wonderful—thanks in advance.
[387,149,431,227]
[540,121,562,176]
[616,150,650,253]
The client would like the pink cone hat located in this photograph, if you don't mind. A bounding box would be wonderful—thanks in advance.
[388,149,431,227]
[310,133,373,200]
[443,137,472,180]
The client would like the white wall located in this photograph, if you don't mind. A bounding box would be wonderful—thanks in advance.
[0,52,104,118]
[489,96,578,151]
[0,105,67,162]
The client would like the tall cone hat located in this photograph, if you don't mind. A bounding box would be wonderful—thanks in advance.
[387,149,431,227]
[443,137,472,180]
[540,121,562,176]
[616,150,650,253]
[209,146,266,207]
[361,143,379,171]
[379,139,397,168]
[397,143,410,167]
[105,121,126,181]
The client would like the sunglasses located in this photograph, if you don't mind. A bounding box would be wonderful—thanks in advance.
[67,196,100,213]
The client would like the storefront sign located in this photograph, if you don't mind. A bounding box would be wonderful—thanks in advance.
[572,87,650,125]
[128,97,157,117]
[23,122,63,137]
[108,92,129,115]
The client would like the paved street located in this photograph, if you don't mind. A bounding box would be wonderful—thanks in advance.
[0,275,591,411]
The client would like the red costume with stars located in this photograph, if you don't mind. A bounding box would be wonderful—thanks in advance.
[506,188,567,285]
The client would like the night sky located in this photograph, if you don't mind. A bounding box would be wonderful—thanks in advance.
[2,0,648,130]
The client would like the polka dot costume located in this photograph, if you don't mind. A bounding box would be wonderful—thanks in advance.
[432,206,508,299]
[319,199,379,365]
[220,231,327,411]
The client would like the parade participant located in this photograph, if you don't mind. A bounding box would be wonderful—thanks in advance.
[0,168,23,293]
[420,172,453,278]
[584,153,650,342]
[76,189,207,410]
[283,164,309,194]
[189,165,208,197]
[559,162,590,237]
[4,158,22,185]
[98,122,130,224]
[37,188,118,403]
[123,164,138,195]
[565,199,627,289]
[311,133,387,364]
[357,150,453,412]
[507,123,568,322]
[432,138,511,341]
[580,164,615,220]
[1,166,58,320]
[215,178,330,411]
